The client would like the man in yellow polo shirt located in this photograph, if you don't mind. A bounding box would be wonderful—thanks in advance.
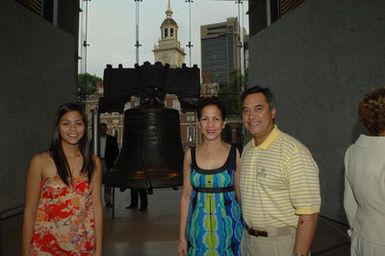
[240,85,321,256]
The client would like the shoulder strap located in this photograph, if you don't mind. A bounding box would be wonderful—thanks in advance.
[228,144,237,170]
[190,146,196,167]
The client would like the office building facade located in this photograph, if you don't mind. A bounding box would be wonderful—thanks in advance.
[200,17,241,87]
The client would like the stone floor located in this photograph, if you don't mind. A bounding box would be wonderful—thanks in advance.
[1,187,350,255]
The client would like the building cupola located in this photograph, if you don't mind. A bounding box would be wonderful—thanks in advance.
[153,0,185,68]
[161,0,178,40]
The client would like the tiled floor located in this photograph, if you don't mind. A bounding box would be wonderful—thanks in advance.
[1,187,350,255]
[103,188,180,256]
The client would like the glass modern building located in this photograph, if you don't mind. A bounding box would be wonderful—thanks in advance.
[200,17,241,87]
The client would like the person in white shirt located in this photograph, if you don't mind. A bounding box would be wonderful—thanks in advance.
[344,86,385,256]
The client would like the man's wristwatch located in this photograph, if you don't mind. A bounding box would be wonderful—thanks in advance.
[291,254,305,256]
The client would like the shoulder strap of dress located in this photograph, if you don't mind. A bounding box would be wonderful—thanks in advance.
[229,144,237,169]
[190,146,196,166]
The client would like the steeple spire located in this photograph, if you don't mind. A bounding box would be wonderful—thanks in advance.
[166,0,173,18]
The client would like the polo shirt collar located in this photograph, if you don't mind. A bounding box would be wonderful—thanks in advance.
[253,125,280,150]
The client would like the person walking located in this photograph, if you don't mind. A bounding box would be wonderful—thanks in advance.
[126,188,148,211]
[99,122,119,208]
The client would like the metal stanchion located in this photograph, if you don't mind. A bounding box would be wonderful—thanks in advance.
[91,108,100,156]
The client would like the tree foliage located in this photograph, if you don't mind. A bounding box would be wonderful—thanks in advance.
[77,73,102,101]
[218,69,247,116]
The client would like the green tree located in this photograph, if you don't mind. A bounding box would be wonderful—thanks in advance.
[218,69,247,116]
[77,73,103,101]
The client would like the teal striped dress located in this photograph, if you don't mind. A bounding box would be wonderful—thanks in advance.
[187,145,243,256]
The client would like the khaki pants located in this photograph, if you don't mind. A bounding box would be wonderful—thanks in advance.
[351,230,385,256]
[241,227,296,256]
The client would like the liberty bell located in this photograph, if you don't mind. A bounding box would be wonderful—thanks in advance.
[99,62,200,190]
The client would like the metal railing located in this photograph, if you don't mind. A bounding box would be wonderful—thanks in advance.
[0,205,24,256]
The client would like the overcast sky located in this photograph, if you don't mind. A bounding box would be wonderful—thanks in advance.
[82,0,249,78]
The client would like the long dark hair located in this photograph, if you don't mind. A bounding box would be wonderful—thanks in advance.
[50,103,95,186]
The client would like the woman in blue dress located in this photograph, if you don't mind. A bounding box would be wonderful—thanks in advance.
[179,97,243,256]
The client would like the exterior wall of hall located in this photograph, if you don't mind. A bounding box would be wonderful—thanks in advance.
[248,0,385,222]
[0,0,76,211]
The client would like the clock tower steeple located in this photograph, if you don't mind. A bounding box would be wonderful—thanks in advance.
[153,0,186,68]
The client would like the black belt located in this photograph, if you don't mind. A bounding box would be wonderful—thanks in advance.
[245,225,268,237]
[193,186,235,193]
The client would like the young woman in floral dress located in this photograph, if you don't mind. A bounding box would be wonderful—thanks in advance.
[22,103,103,256]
